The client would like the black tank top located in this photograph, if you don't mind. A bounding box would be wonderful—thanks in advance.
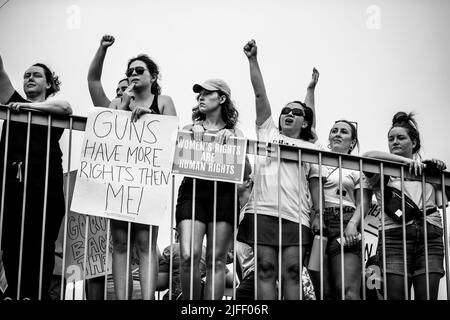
[150,94,160,114]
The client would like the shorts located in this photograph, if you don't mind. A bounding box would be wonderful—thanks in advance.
[323,207,362,258]
[237,213,311,248]
[175,177,238,226]
[377,220,445,278]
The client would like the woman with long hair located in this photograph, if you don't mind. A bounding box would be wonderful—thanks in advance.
[176,78,243,300]
[108,53,176,300]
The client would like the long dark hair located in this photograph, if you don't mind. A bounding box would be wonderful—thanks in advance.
[278,100,314,141]
[389,111,421,154]
[32,63,61,98]
[192,91,239,129]
[127,54,161,95]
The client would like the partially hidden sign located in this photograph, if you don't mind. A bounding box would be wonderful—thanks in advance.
[71,108,178,226]
[172,130,247,184]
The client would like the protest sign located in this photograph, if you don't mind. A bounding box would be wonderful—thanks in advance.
[70,108,178,226]
[172,130,247,184]
[363,202,381,262]
[54,170,112,281]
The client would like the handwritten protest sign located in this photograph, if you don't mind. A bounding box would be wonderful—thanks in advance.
[54,171,112,281]
[172,131,247,183]
[65,211,113,281]
[70,108,178,226]
[363,202,381,262]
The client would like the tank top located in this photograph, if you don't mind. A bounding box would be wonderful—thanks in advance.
[150,94,160,114]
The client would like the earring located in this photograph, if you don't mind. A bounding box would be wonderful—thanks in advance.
[327,144,331,149]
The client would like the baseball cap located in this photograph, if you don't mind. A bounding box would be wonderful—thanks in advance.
[193,79,231,97]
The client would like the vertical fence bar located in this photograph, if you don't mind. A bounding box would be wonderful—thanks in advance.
[147,225,153,300]
[60,117,73,300]
[189,178,196,299]
[38,115,52,299]
[104,219,111,300]
[338,157,345,300]
[421,173,430,299]
[125,221,131,300]
[277,144,282,300]
[359,159,366,300]
[318,152,324,300]
[379,163,387,300]
[400,167,408,299]
[169,174,176,300]
[298,149,303,300]
[82,215,89,300]
[16,111,31,299]
[233,183,238,300]
[212,181,217,299]
[0,109,11,256]
[441,174,450,299]
[253,141,259,300]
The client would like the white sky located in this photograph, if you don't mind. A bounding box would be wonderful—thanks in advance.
[1,0,449,247]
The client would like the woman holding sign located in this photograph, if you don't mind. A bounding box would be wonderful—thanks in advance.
[107,53,177,300]
[361,112,447,300]
[176,79,243,300]
[237,39,327,300]
[0,53,72,299]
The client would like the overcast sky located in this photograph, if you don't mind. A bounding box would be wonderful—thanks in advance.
[1,0,449,247]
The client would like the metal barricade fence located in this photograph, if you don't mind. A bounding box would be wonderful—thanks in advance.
[0,105,449,300]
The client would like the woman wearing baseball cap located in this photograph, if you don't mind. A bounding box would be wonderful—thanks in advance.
[175,78,243,299]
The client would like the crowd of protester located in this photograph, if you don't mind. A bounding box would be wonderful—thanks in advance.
[0,35,448,300]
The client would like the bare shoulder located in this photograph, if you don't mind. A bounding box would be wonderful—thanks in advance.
[182,123,194,131]
[233,128,244,137]
[159,95,174,103]
[109,98,122,110]
[159,94,176,115]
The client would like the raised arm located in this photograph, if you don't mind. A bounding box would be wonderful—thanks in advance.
[243,40,271,126]
[87,35,115,107]
[0,53,15,104]
[304,67,319,129]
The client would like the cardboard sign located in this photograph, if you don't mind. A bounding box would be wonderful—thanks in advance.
[54,171,113,281]
[70,108,179,226]
[172,130,247,183]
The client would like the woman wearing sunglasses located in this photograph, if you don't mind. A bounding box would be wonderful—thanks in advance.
[175,78,242,300]
[108,54,177,300]
[361,112,447,300]
[237,39,327,300]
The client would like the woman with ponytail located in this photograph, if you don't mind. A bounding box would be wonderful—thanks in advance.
[361,112,447,299]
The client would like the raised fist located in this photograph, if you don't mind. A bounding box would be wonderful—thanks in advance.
[243,39,257,58]
[100,35,115,48]
[307,67,320,90]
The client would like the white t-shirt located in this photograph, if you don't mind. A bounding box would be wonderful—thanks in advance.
[244,117,327,227]
[324,166,360,208]
[360,173,444,230]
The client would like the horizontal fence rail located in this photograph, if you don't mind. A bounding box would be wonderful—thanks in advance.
[1,105,449,301]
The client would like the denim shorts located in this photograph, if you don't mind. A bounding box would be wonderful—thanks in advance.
[323,207,362,258]
[377,220,445,278]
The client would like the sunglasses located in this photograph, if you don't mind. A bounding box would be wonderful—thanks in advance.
[281,107,305,117]
[125,66,147,77]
